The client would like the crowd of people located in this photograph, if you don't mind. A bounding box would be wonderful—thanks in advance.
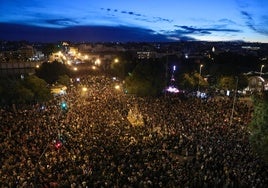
[0,75,267,187]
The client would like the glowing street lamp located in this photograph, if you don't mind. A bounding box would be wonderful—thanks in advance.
[95,58,101,66]
[115,84,120,90]
[114,58,119,63]
[260,64,265,77]
[82,87,88,92]
[73,67,78,71]
[198,64,203,93]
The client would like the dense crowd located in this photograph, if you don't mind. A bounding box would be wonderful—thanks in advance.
[0,75,267,187]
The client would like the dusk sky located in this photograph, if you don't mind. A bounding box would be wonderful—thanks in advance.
[0,0,268,43]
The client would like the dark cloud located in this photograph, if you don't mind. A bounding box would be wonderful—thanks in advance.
[102,7,169,23]
[120,10,142,17]
[153,17,173,23]
[174,25,241,35]
[45,18,79,27]
[241,11,253,21]
[218,18,237,25]
[0,23,177,42]
[259,15,268,35]
[241,11,268,35]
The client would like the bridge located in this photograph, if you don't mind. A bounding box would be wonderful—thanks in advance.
[0,62,43,76]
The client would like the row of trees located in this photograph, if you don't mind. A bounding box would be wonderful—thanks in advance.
[112,58,249,96]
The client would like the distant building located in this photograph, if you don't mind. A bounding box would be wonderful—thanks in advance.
[137,51,156,59]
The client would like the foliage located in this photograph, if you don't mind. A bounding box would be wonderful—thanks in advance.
[110,59,126,79]
[35,61,71,84]
[24,75,52,102]
[237,75,249,90]
[217,75,248,91]
[179,73,195,90]
[124,60,165,96]
[42,43,61,57]
[217,76,236,90]
[15,84,34,103]
[178,72,208,90]
[249,91,268,163]
[57,75,70,86]
[0,75,52,105]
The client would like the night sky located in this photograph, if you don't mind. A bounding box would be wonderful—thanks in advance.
[0,0,267,43]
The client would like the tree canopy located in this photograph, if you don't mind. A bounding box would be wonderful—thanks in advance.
[35,61,71,84]
[0,75,52,105]
[124,60,165,96]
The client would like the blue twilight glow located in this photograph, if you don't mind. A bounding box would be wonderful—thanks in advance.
[0,0,267,42]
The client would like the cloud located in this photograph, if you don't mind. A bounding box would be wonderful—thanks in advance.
[218,18,237,25]
[173,25,241,36]
[0,23,176,42]
[101,7,171,24]
[45,18,79,27]
[241,11,268,35]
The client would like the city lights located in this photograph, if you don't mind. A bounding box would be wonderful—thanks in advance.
[115,84,120,90]
[82,87,88,92]
[114,58,119,63]
[95,59,101,66]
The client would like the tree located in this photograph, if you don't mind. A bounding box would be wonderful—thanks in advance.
[249,91,268,163]
[24,75,52,102]
[179,73,195,90]
[15,84,34,104]
[178,72,208,91]
[0,76,51,105]
[110,59,126,79]
[57,75,70,86]
[36,61,71,84]
[0,78,18,104]
[237,75,249,91]
[42,43,61,57]
[218,76,236,90]
[124,60,165,96]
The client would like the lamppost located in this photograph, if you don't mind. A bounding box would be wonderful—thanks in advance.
[260,64,264,77]
[230,76,238,126]
[197,64,203,94]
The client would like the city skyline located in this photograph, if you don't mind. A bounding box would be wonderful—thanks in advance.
[0,0,268,43]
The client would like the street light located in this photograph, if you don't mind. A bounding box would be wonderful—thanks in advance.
[114,58,119,63]
[260,64,264,77]
[197,64,203,94]
[82,87,88,92]
[115,84,120,90]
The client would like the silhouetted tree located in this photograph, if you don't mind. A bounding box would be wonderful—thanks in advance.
[24,75,52,102]
[124,60,165,96]
[57,75,70,86]
[42,43,61,57]
[36,61,71,84]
